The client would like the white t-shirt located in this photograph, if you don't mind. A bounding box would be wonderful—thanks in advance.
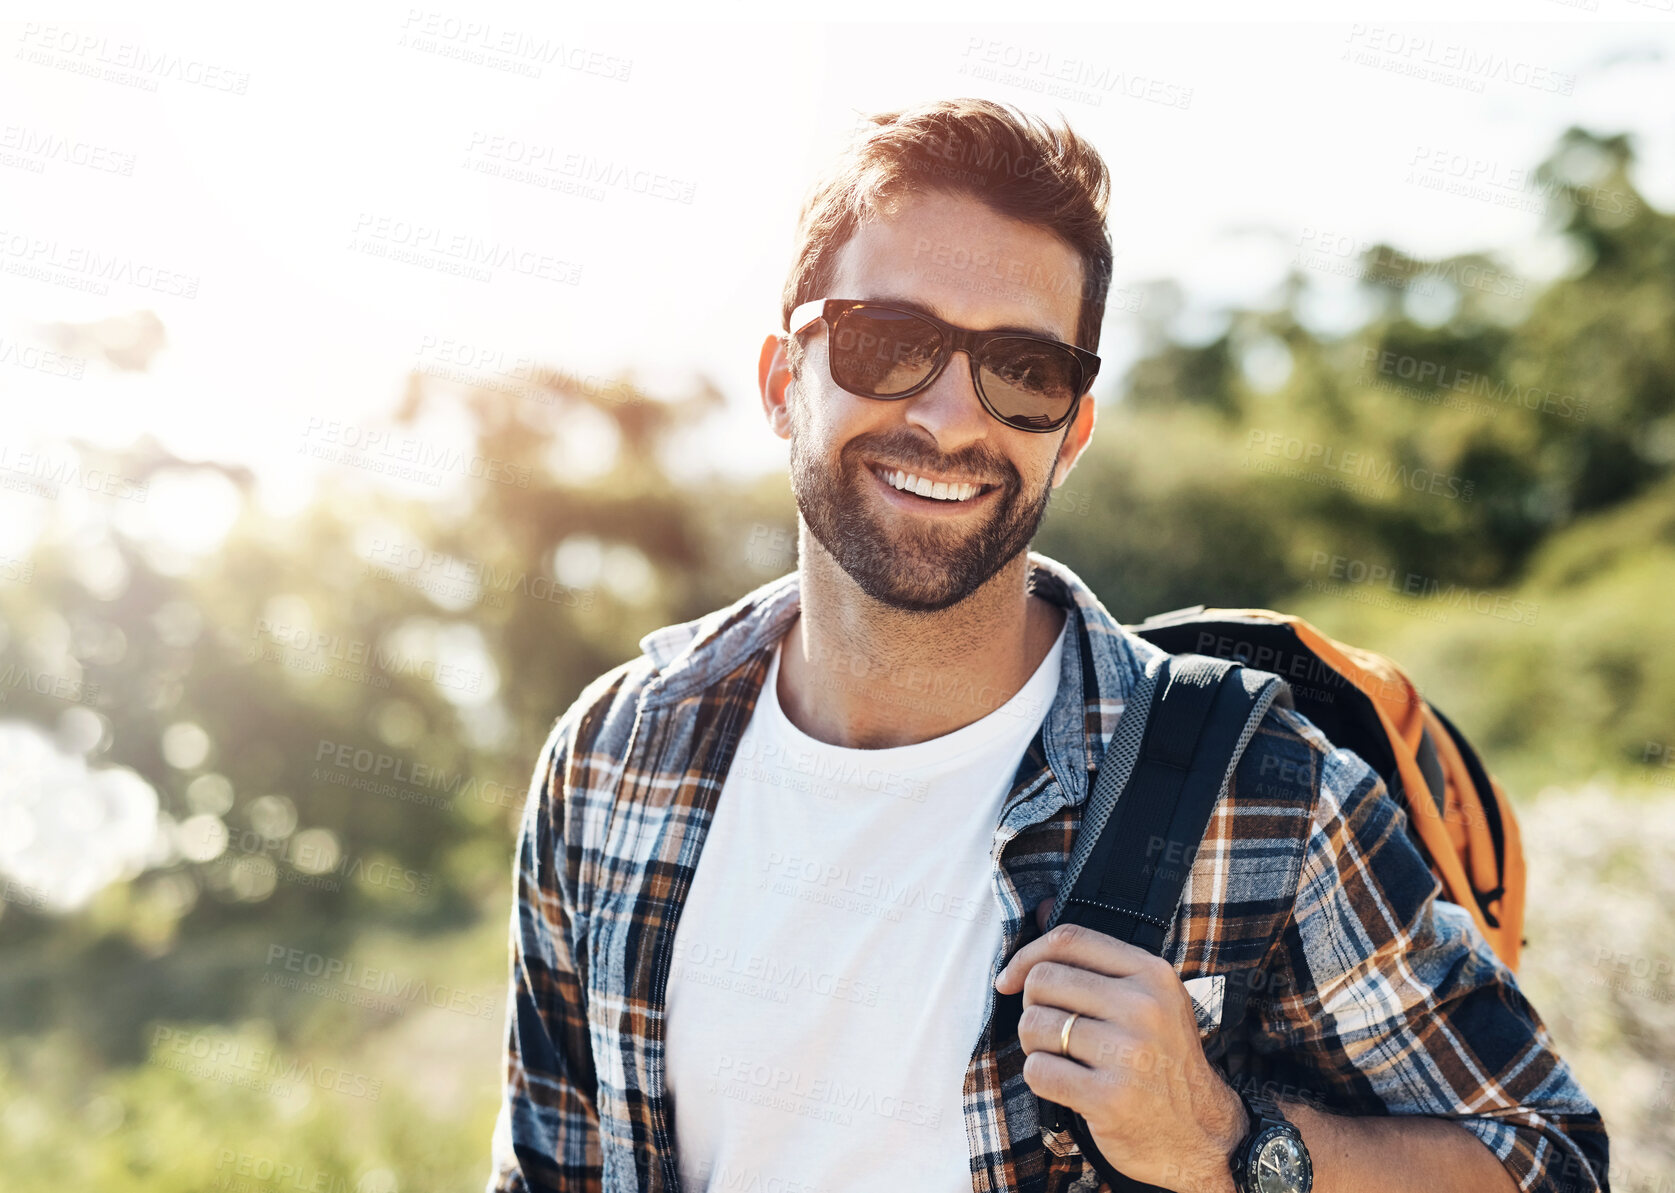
[664,619,1066,1192]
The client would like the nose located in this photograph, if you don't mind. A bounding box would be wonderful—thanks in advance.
[903,348,991,447]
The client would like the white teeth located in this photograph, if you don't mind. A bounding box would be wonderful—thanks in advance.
[879,467,982,502]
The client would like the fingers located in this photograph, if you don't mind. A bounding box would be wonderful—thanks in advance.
[1013,961,1182,1063]
[1014,958,1151,1021]
[1018,1005,1202,1113]
[1017,985,1155,1063]
[1020,1001,1107,1069]
[1021,1046,1116,1112]
[995,921,1164,994]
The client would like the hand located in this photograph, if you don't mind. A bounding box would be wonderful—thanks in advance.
[993,898,1248,1193]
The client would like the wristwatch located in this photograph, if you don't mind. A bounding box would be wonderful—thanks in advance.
[1228,1086,1313,1193]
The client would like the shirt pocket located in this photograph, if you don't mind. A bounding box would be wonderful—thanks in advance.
[1182,974,1226,1037]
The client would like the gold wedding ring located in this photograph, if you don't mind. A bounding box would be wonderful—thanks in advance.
[1059,1011,1080,1057]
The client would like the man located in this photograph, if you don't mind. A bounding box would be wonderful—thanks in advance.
[487,99,1609,1193]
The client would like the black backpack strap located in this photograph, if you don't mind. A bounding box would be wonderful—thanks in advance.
[1036,652,1290,1191]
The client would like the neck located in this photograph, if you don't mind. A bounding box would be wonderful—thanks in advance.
[776,537,1065,749]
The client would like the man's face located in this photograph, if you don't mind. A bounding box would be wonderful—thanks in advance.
[781,188,1093,613]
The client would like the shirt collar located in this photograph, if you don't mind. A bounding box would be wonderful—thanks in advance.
[635,550,1149,806]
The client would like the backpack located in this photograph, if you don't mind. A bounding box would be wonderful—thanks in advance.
[1035,606,1527,1192]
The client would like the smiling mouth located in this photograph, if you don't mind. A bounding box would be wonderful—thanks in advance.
[868,464,999,504]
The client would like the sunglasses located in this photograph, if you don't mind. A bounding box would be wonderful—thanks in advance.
[786,297,1100,434]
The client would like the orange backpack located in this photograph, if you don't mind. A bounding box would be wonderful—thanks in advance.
[1130,607,1526,971]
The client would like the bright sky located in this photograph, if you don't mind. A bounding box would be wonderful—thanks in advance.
[4,9,1675,520]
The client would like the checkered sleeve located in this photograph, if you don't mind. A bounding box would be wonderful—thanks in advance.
[1254,739,1610,1193]
[487,714,603,1193]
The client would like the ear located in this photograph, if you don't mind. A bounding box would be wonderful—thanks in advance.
[759,332,794,440]
[1051,390,1096,488]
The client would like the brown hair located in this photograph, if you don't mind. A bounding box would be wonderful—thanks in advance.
[780,98,1114,367]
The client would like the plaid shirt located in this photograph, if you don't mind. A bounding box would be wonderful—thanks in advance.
[487,552,1609,1193]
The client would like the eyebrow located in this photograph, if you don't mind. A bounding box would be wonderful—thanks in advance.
[863,294,1070,344]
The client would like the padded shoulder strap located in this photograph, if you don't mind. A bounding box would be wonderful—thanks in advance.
[1047,652,1288,945]
[1037,652,1290,1190]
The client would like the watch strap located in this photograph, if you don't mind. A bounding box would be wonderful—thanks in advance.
[1229,1086,1293,1193]
[1237,1084,1284,1136]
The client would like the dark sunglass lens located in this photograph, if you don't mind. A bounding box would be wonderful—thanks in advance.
[830,308,943,396]
[977,338,1082,429]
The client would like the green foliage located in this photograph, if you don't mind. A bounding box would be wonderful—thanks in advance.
[4,126,1672,1189]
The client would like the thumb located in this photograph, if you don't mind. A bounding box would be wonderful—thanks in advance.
[1034,896,1055,934]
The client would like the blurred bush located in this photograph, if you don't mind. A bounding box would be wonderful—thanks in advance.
[2,126,1671,1189]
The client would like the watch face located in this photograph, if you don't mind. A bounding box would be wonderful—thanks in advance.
[1251,1128,1311,1193]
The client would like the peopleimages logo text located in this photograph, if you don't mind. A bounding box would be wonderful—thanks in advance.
[1246,431,1473,501]
[1308,552,1539,626]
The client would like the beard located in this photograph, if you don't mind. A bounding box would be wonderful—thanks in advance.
[786,389,1057,613]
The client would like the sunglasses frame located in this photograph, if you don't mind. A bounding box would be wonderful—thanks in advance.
[786,297,1100,434]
